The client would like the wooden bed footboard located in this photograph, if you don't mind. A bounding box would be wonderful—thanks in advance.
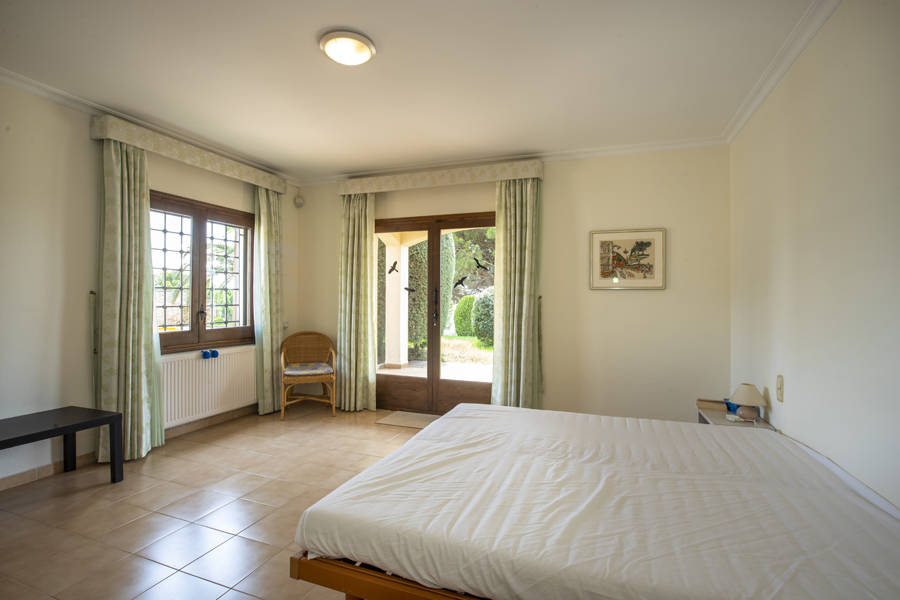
[290,553,486,600]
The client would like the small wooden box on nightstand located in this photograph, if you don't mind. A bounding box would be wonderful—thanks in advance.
[696,399,775,431]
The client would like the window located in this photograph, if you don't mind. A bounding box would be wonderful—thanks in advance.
[150,190,254,353]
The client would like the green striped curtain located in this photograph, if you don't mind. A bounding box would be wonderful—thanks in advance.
[336,193,376,411]
[96,140,164,461]
[492,178,542,409]
[253,186,283,415]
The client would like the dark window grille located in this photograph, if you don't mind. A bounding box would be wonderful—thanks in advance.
[149,190,255,353]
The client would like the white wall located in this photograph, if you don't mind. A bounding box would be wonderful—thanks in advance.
[0,81,303,482]
[0,83,100,479]
[730,0,900,506]
[298,147,732,422]
[541,147,731,420]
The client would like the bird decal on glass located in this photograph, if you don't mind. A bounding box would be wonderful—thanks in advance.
[473,257,489,271]
[453,276,467,289]
[404,287,415,293]
[388,261,398,274]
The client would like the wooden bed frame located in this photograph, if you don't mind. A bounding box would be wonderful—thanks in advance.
[290,553,486,600]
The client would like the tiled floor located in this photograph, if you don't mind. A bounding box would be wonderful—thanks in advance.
[0,403,416,600]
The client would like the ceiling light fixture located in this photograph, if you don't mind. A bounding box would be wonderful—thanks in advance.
[319,30,376,66]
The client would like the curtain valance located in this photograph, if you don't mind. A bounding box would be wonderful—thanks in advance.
[90,115,287,194]
[337,159,542,195]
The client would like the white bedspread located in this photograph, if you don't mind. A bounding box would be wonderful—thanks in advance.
[295,404,900,599]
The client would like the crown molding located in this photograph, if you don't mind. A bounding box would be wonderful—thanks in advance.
[3,0,838,190]
[0,66,300,188]
[722,0,841,142]
[295,136,727,188]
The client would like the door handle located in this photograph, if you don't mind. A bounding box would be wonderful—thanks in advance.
[433,288,439,327]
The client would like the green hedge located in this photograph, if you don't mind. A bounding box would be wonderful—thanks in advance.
[377,239,386,364]
[471,287,494,346]
[407,234,455,359]
[454,295,475,336]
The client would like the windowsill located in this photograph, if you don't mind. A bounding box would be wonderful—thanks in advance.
[160,336,255,355]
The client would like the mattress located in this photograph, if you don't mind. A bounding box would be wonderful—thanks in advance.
[295,403,900,599]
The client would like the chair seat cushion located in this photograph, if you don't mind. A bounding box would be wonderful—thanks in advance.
[284,362,334,377]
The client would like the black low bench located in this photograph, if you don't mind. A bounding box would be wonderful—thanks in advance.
[0,406,123,483]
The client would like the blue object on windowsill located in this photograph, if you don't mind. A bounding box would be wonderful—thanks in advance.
[724,398,739,414]
[201,350,211,359]
[210,349,219,358]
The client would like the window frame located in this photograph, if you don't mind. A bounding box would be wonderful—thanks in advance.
[150,190,255,354]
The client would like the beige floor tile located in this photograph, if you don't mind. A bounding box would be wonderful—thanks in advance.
[166,461,238,488]
[8,537,128,596]
[56,554,174,600]
[157,489,234,521]
[241,479,313,507]
[86,473,164,504]
[302,584,345,599]
[279,463,357,489]
[57,501,149,538]
[240,456,294,479]
[0,574,53,600]
[206,471,272,497]
[134,571,228,600]
[16,487,113,524]
[135,454,199,481]
[239,502,310,548]
[235,548,314,600]
[219,590,259,600]
[0,525,91,576]
[137,523,232,569]
[183,535,280,588]
[0,402,405,599]
[124,480,197,511]
[102,511,188,552]
[196,498,275,534]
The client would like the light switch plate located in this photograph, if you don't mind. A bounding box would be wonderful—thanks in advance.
[776,374,784,402]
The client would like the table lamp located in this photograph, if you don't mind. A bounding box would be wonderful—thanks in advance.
[729,383,768,422]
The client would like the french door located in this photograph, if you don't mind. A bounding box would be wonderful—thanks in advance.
[375,212,495,414]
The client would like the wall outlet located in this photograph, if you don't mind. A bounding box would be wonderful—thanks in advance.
[776,374,784,402]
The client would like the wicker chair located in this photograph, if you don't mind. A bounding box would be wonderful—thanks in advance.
[280,331,337,420]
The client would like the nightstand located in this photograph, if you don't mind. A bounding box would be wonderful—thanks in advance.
[696,399,775,431]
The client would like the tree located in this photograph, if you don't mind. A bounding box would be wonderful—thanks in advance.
[407,234,455,359]
[471,287,494,347]
[454,295,475,337]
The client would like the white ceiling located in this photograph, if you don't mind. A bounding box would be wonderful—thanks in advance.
[0,0,832,183]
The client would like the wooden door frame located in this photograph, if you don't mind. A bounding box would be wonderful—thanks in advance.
[375,212,495,413]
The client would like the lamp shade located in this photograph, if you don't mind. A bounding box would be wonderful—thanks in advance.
[730,383,768,407]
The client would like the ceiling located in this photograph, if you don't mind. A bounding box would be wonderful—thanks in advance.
[0,0,832,183]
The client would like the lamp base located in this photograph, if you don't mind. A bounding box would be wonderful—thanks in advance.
[736,405,760,421]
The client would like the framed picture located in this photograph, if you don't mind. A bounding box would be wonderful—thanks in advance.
[589,228,666,289]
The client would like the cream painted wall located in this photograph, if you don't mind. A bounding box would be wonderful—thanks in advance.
[0,82,100,478]
[0,81,303,481]
[298,147,731,422]
[541,147,731,421]
[376,183,494,220]
[730,0,900,506]
[148,152,253,213]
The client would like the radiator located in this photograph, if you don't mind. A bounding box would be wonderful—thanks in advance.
[161,345,257,428]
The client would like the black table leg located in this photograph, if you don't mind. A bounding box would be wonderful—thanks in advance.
[63,432,76,472]
[109,416,123,483]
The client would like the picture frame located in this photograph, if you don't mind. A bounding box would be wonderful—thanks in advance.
[589,228,666,289]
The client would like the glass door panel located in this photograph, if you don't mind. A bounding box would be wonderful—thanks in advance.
[439,227,494,383]
[375,230,428,379]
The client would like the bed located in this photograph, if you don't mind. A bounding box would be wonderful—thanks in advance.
[292,403,900,599]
